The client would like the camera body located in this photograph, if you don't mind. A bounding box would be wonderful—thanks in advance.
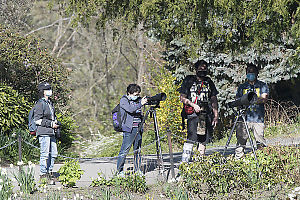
[54,120,61,139]
[146,93,167,105]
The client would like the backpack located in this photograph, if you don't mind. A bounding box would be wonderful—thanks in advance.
[112,98,129,132]
[28,99,46,136]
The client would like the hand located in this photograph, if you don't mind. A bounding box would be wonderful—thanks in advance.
[52,122,59,129]
[211,117,218,128]
[141,96,148,105]
[192,104,201,113]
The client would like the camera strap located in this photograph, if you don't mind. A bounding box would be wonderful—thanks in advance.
[193,81,204,104]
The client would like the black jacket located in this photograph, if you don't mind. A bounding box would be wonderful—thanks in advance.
[33,98,56,136]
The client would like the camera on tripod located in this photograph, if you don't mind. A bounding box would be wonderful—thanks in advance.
[146,93,167,105]
[228,91,258,108]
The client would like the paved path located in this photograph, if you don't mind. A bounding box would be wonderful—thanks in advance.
[5,136,300,190]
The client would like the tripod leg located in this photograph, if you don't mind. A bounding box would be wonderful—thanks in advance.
[223,115,239,156]
[242,116,259,162]
[152,110,165,177]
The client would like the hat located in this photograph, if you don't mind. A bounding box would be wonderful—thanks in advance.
[38,82,51,91]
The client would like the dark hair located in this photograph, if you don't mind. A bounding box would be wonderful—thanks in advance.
[194,60,208,70]
[38,90,44,99]
[127,84,141,95]
[246,63,259,73]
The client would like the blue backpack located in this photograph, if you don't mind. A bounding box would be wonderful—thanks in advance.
[28,99,46,136]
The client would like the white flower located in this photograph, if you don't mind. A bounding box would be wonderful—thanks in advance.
[1,168,7,175]
[76,194,80,198]
[0,179,3,183]
[13,193,17,198]
[80,196,84,200]
[63,198,66,200]
[28,161,32,165]
[17,161,24,166]
[57,187,61,191]
[9,164,13,168]
[11,133,16,137]
[43,188,47,193]
[0,185,3,191]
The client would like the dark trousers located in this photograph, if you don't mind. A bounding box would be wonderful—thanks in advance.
[117,127,142,173]
[187,115,210,144]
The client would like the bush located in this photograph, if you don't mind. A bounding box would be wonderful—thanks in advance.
[0,84,31,134]
[58,160,84,187]
[91,172,148,193]
[179,146,300,196]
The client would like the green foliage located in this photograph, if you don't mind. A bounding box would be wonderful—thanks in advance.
[145,67,185,144]
[0,167,13,200]
[58,160,84,187]
[163,183,189,200]
[179,146,300,196]
[0,25,69,106]
[55,0,299,52]
[13,161,37,194]
[91,172,148,193]
[0,84,32,134]
[0,129,39,164]
[56,112,78,151]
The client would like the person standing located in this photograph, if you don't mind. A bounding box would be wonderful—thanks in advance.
[116,84,147,177]
[235,64,269,159]
[34,82,60,183]
[179,60,219,162]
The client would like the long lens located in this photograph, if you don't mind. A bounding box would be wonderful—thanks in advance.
[147,93,167,105]
[228,91,257,107]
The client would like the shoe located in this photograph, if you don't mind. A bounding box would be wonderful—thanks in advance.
[48,172,56,185]
[117,171,125,178]
[257,142,267,150]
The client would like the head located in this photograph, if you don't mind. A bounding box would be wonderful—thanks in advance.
[246,64,259,82]
[126,83,141,101]
[194,60,208,78]
[38,82,52,99]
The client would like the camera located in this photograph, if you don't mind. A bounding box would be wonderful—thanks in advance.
[146,93,167,105]
[54,120,61,139]
[228,91,257,108]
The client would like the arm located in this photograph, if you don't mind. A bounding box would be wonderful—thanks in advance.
[33,101,53,128]
[211,95,218,127]
[120,96,147,113]
[257,93,268,104]
[180,93,201,113]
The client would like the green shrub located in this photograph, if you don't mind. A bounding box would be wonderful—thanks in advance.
[91,172,148,193]
[0,128,39,164]
[179,146,300,196]
[58,160,84,187]
[0,84,31,134]
[12,161,36,194]
[0,167,13,200]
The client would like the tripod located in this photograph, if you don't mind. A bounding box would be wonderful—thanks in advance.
[141,104,165,178]
[223,106,259,164]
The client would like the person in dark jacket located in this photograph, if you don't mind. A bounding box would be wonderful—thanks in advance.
[34,82,60,183]
[116,84,147,177]
[179,60,219,162]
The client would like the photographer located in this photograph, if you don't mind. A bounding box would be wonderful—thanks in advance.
[34,82,60,184]
[116,84,147,177]
[179,60,219,162]
[234,64,269,159]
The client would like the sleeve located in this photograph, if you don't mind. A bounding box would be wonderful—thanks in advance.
[261,82,269,95]
[236,85,244,99]
[120,97,142,114]
[209,79,219,97]
[33,101,52,128]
